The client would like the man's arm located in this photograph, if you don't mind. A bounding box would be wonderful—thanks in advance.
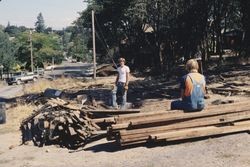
[181,89,184,99]
[124,72,129,90]
[115,73,119,85]
[180,76,185,99]
[125,72,129,86]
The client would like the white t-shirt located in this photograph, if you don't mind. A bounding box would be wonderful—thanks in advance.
[117,65,130,83]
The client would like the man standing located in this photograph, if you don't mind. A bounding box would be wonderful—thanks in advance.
[112,57,130,109]
[171,59,206,112]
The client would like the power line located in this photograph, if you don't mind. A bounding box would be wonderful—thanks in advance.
[94,15,110,50]
[94,15,117,68]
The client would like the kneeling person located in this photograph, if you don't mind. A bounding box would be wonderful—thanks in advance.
[171,59,206,111]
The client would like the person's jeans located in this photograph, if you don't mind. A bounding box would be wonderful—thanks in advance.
[112,82,127,109]
[171,100,203,112]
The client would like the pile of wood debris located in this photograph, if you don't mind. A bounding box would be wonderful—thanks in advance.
[21,96,140,149]
[20,99,99,149]
[207,65,250,96]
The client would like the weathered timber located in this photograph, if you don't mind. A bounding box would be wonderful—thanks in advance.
[120,140,148,146]
[151,120,250,141]
[21,101,98,149]
[86,109,141,114]
[91,117,115,124]
[128,104,250,127]
[111,104,250,130]
[91,122,101,130]
[48,98,81,110]
[211,87,249,93]
[119,111,250,143]
[105,102,250,147]
[115,101,249,124]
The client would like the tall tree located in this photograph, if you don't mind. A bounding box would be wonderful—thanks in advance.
[71,0,247,74]
[14,31,63,69]
[240,0,250,57]
[35,12,46,33]
[0,30,16,72]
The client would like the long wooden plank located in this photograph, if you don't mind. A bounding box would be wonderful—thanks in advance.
[115,101,249,124]
[120,140,148,146]
[117,105,249,124]
[119,111,250,142]
[121,110,250,136]
[91,117,115,124]
[111,104,250,130]
[129,104,250,127]
[86,109,140,114]
[120,120,250,145]
[48,99,81,110]
[111,123,129,130]
[151,120,250,141]
[211,87,249,93]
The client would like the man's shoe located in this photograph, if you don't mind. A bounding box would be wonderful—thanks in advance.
[120,105,127,110]
[108,105,119,110]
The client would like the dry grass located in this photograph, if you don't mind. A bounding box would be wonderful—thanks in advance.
[23,77,82,94]
[0,81,6,88]
[23,76,120,94]
[0,104,36,134]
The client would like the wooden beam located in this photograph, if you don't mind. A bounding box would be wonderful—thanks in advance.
[111,105,250,130]
[86,109,140,114]
[116,101,249,124]
[119,111,250,143]
[121,110,250,136]
[151,120,250,141]
[129,104,250,127]
[91,117,115,124]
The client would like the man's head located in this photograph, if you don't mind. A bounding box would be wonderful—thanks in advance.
[118,57,126,67]
[186,59,199,73]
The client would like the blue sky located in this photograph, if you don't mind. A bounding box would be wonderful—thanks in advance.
[0,0,87,30]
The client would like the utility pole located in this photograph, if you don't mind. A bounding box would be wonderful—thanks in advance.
[92,10,96,79]
[52,56,55,79]
[0,65,3,80]
[29,30,34,72]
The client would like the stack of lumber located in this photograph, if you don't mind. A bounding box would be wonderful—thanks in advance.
[107,101,250,146]
[20,99,101,149]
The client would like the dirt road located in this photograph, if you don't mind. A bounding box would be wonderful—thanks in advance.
[0,85,23,102]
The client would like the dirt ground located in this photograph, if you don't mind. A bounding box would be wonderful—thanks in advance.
[0,65,249,167]
[0,132,249,167]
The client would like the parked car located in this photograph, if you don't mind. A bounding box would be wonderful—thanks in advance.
[71,59,77,63]
[84,68,94,76]
[45,65,55,71]
[6,72,39,85]
[34,68,45,76]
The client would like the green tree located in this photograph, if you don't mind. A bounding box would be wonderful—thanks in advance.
[35,12,46,33]
[0,30,16,72]
[240,0,250,57]
[71,0,247,73]
[4,24,28,37]
[14,31,63,70]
